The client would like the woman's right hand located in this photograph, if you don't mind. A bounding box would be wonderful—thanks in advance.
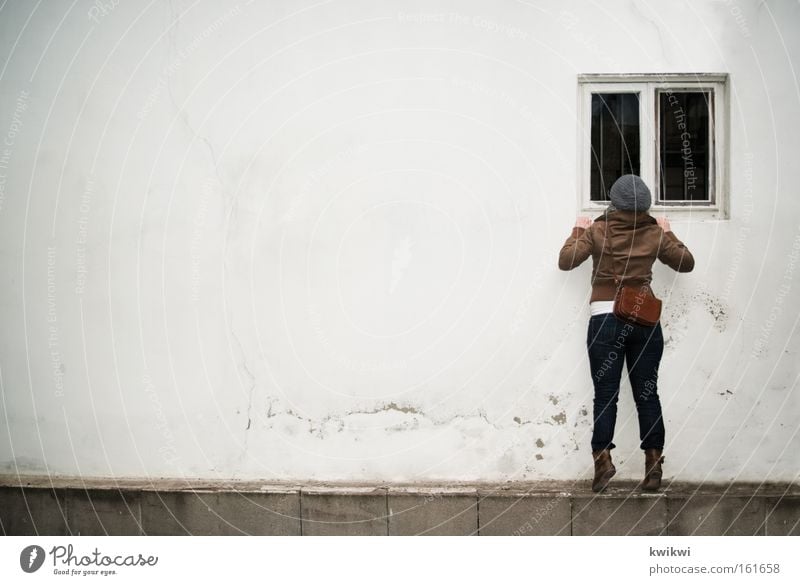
[656,216,672,232]
[575,216,593,230]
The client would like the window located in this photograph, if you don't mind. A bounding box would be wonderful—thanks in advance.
[578,74,728,218]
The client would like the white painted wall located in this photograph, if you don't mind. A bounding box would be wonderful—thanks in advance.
[1,0,798,484]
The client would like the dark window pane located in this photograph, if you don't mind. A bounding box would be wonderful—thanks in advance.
[659,91,711,201]
[590,93,640,201]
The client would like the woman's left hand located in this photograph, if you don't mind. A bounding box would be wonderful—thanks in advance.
[575,216,593,229]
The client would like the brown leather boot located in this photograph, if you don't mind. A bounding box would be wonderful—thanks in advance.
[591,449,616,492]
[642,448,665,491]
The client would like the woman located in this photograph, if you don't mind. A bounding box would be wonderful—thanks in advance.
[558,174,694,492]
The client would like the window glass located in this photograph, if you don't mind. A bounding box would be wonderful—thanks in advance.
[659,91,711,201]
[590,93,640,201]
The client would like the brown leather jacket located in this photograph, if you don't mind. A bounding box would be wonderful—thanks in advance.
[558,209,695,302]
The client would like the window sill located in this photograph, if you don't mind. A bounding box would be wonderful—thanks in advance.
[581,203,728,220]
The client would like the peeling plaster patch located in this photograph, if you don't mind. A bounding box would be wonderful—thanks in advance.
[548,394,559,405]
[535,454,544,460]
[574,407,591,428]
[382,402,421,415]
[661,292,693,348]
[535,438,545,448]
[513,416,522,424]
[664,334,683,349]
[718,389,733,398]
[551,412,567,425]
[695,290,729,331]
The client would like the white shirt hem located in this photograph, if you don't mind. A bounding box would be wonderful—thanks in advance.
[590,300,615,316]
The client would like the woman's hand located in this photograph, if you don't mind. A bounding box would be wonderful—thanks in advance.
[575,216,592,230]
[655,216,672,233]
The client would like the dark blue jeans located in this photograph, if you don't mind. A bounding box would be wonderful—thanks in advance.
[587,313,665,452]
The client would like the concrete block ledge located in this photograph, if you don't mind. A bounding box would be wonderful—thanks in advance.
[1,476,797,536]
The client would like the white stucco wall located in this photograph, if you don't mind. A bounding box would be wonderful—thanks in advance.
[1,0,798,484]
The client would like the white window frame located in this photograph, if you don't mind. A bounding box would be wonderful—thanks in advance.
[577,73,729,219]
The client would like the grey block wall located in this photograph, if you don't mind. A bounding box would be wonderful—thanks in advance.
[302,489,388,536]
[388,491,478,535]
[1,478,798,536]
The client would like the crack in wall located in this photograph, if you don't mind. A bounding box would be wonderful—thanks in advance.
[218,306,258,466]
[161,7,259,462]
[255,400,573,439]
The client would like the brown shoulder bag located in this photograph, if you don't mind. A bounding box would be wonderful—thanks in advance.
[605,220,662,327]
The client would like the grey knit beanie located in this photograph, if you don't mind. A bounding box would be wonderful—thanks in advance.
[609,174,651,212]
